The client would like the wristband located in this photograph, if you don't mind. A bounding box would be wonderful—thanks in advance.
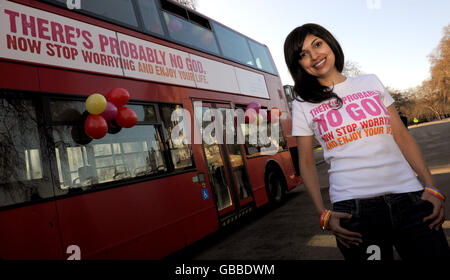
[320,210,332,230]
[424,186,446,201]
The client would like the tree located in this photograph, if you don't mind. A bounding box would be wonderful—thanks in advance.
[173,0,197,10]
[390,24,450,123]
[427,24,450,118]
[342,60,364,77]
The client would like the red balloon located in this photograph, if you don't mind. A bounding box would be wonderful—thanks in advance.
[116,107,138,128]
[268,107,282,122]
[106,88,130,107]
[244,109,257,123]
[273,107,282,117]
[84,114,108,139]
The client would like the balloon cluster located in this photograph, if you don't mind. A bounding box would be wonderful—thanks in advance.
[84,88,137,139]
[244,101,282,124]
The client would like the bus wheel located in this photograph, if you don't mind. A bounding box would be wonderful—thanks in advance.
[265,170,285,204]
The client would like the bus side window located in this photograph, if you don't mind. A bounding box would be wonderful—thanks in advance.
[162,11,220,55]
[79,0,138,27]
[49,100,169,194]
[159,104,195,171]
[0,93,52,208]
[211,22,255,66]
[248,40,277,75]
[46,0,138,27]
[136,0,165,36]
[236,106,287,156]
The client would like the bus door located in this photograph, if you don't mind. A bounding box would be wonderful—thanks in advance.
[194,101,253,222]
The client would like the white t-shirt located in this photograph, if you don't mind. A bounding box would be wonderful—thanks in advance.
[292,74,423,203]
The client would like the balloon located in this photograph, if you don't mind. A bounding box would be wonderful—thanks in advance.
[246,101,261,114]
[72,126,93,145]
[86,93,107,115]
[84,114,108,139]
[116,107,138,128]
[268,112,277,123]
[101,101,118,121]
[244,109,257,123]
[72,111,93,145]
[259,109,267,120]
[256,113,264,125]
[268,107,282,122]
[106,88,130,108]
[273,107,282,117]
[255,110,267,125]
[107,119,122,134]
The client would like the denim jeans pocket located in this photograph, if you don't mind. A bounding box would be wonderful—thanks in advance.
[406,192,434,222]
[333,200,361,232]
[412,190,433,207]
[332,200,355,215]
[339,215,362,233]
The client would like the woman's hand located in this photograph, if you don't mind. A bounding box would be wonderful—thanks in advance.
[328,211,363,248]
[421,191,446,230]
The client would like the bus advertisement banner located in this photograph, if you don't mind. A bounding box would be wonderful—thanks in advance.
[0,0,269,99]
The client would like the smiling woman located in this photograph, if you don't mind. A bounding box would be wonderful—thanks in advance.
[284,23,450,260]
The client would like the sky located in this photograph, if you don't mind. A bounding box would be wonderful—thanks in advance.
[196,0,450,90]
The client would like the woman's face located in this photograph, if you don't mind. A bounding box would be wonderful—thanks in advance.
[298,34,337,79]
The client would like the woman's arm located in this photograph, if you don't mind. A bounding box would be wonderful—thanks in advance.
[296,136,362,246]
[388,105,445,230]
[296,135,325,215]
[387,105,435,186]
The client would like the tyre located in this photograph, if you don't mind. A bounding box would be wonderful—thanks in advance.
[265,170,286,204]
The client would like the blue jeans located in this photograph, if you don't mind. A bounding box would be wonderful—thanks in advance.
[332,190,450,260]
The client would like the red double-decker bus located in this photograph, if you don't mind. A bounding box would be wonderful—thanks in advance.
[0,0,301,259]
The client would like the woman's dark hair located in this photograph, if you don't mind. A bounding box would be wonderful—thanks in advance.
[284,23,344,106]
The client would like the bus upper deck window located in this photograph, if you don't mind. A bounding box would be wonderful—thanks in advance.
[162,11,220,55]
[81,0,138,27]
[248,40,277,75]
[211,22,255,67]
[137,0,165,36]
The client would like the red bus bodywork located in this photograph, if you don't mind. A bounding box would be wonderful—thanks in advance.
[0,0,301,259]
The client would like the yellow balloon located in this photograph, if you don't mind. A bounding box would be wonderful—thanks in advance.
[256,114,264,125]
[86,93,107,115]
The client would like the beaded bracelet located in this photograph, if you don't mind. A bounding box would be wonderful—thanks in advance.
[424,186,446,201]
[320,210,332,230]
